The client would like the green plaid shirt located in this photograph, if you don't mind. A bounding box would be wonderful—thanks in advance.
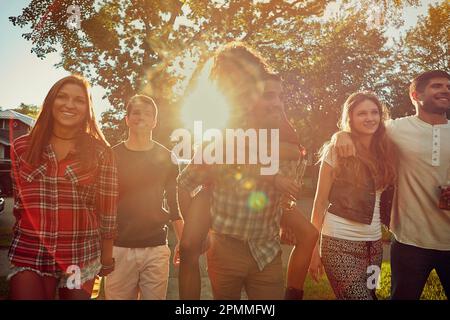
[178,162,293,270]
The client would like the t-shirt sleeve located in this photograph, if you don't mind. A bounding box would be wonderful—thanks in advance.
[166,160,183,221]
[177,160,210,196]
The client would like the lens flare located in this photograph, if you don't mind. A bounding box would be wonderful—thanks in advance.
[242,179,255,190]
[248,191,268,212]
[180,58,231,141]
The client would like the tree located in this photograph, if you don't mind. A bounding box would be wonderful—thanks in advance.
[387,1,449,119]
[13,103,40,119]
[278,12,392,155]
[10,0,425,146]
[10,0,330,145]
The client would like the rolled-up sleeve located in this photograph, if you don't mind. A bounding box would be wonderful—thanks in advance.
[278,160,297,177]
[96,148,119,239]
[177,162,210,196]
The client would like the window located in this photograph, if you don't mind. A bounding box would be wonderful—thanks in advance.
[4,146,10,159]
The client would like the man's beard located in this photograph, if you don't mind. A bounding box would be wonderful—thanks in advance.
[421,99,450,115]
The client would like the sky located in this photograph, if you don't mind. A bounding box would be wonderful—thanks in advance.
[0,0,108,117]
[0,0,443,119]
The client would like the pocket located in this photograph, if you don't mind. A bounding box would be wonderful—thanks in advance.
[61,165,99,233]
[112,246,124,260]
[18,161,47,183]
[64,165,97,206]
[15,162,47,230]
[162,245,171,259]
[64,164,97,185]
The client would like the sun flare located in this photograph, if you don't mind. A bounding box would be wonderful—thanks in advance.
[180,59,230,140]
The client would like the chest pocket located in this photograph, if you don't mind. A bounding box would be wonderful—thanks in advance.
[16,161,48,217]
[19,161,47,183]
[64,164,98,206]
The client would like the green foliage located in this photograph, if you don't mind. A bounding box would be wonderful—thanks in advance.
[399,1,449,71]
[8,0,448,147]
[273,12,392,153]
[387,1,449,119]
[6,0,333,146]
[12,103,40,119]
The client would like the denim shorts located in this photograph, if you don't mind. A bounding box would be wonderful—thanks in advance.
[7,258,102,288]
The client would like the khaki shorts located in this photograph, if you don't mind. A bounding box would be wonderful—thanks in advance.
[104,245,171,300]
[206,232,284,300]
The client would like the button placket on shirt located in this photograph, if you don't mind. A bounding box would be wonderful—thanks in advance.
[47,146,59,256]
[432,127,440,167]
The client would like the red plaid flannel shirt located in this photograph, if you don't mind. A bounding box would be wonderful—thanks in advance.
[8,135,118,273]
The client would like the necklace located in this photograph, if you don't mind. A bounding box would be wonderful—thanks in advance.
[52,132,79,140]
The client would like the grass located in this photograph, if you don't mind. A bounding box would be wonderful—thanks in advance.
[376,262,447,300]
[92,277,104,299]
[302,261,447,300]
[303,274,335,300]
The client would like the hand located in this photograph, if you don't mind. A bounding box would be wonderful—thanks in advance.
[280,226,297,246]
[280,194,297,211]
[156,207,171,225]
[443,186,450,198]
[98,257,115,277]
[173,243,180,266]
[332,131,355,158]
[274,175,300,197]
[308,247,324,283]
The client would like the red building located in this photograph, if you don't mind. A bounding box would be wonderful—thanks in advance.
[0,110,35,195]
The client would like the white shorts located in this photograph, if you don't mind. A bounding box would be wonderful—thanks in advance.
[104,245,171,300]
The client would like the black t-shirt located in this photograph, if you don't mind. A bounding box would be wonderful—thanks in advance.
[112,141,181,248]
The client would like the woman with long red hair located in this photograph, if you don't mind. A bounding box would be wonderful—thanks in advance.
[8,75,118,299]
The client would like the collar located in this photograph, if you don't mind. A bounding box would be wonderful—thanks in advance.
[413,115,450,128]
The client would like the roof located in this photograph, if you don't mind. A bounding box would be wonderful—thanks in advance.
[0,110,35,127]
[0,136,10,146]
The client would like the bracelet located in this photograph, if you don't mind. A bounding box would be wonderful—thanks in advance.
[101,258,115,270]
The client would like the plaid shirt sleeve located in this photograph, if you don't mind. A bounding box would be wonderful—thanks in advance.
[278,160,297,177]
[96,148,119,239]
[177,162,211,196]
